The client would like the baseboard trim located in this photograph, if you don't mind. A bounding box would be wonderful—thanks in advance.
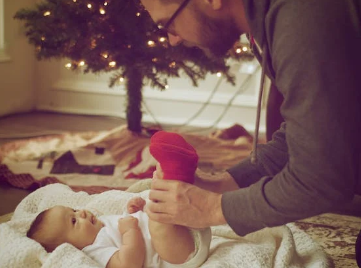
[36,105,265,134]
[52,79,259,107]
[0,50,11,63]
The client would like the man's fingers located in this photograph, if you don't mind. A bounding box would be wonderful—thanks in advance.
[148,186,174,203]
[147,211,173,224]
[145,203,174,224]
[151,177,183,191]
[146,198,172,213]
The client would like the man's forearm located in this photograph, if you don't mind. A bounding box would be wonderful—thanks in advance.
[195,170,239,193]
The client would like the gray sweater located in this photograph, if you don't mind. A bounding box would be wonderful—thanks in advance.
[222,0,361,236]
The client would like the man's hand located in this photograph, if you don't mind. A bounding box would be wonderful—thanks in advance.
[127,197,146,213]
[145,178,227,228]
[194,168,239,193]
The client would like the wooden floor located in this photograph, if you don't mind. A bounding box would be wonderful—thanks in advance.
[0,111,128,215]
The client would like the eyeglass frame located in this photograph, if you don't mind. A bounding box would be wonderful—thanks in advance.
[156,0,192,36]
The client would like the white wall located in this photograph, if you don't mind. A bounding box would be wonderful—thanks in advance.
[36,58,267,133]
[0,0,267,133]
[0,0,36,116]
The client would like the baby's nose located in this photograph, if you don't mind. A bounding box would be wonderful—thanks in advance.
[79,210,87,218]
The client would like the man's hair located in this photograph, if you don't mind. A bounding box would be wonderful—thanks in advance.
[27,209,60,252]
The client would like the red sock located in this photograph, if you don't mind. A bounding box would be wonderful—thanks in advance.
[149,131,198,184]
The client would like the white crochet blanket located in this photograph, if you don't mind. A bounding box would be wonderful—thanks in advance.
[0,183,333,268]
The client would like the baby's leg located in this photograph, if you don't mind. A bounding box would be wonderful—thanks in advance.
[148,131,198,263]
[149,219,195,264]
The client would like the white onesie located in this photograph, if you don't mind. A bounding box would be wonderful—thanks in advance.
[82,211,211,268]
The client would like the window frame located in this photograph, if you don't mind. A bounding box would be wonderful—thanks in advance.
[0,0,11,62]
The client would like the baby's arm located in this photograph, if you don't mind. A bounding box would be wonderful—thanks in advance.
[106,216,145,268]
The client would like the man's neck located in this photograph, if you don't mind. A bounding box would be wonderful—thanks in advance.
[231,0,250,34]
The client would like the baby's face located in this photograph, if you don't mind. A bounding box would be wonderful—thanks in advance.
[46,206,104,250]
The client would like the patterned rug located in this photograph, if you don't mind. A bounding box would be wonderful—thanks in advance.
[296,213,361,267]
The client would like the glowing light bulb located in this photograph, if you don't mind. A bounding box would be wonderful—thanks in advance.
[159,37,167,43]
[119,77,124,82]
[43,11,51,16]
[216,72,222,77]
[147,40,155,47]
[102,53,109,59]
[65,63,72,69]
[136,12,141,17]
[87,3,92,9]
[73,0,77,2]
[79,61,85,66]
[236,48,242,54]
[104,2,108,6]
[242,46,248,52]
[109,61,116,67]
[41,36,46,41]
[99,8,106,14]
[165,85,169,89]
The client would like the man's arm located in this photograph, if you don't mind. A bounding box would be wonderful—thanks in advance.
[226,123,289,188]
[195,123,288,193]
[222,0,360,236]
[194,168,240,193]
[106,217,145,268]
[146,126,288,228]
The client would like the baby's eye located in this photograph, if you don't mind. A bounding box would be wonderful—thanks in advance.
[72,218,76,224]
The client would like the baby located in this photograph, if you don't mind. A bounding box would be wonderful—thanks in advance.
[27,196,210,268]
[27,131,211,268]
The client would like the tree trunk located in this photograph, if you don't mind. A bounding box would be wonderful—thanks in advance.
[126,68,143,133]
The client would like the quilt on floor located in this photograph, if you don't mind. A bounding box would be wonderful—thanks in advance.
[0,125,252,193]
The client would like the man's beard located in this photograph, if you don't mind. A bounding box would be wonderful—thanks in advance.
[196,11,241,58]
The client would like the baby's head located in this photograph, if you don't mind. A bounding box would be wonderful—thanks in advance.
[27,206,104,252]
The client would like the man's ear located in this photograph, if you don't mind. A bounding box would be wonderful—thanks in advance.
[203,0,223,10]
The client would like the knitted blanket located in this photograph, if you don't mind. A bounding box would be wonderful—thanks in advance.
[0,183,333,268]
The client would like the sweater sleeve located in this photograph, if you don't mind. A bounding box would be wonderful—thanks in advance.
[227,122,288,188]
[222,0,361,236]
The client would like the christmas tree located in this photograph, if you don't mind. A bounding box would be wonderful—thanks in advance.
[14,0,254,132]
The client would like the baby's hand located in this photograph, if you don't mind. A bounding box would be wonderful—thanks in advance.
[127,197,146,213]
[118,216,140,235]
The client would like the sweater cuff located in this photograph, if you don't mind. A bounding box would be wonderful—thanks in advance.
[221,177,271,236]
[226,157,264,188]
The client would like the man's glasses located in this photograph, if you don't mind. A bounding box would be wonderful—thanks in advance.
[155,0,192,36]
